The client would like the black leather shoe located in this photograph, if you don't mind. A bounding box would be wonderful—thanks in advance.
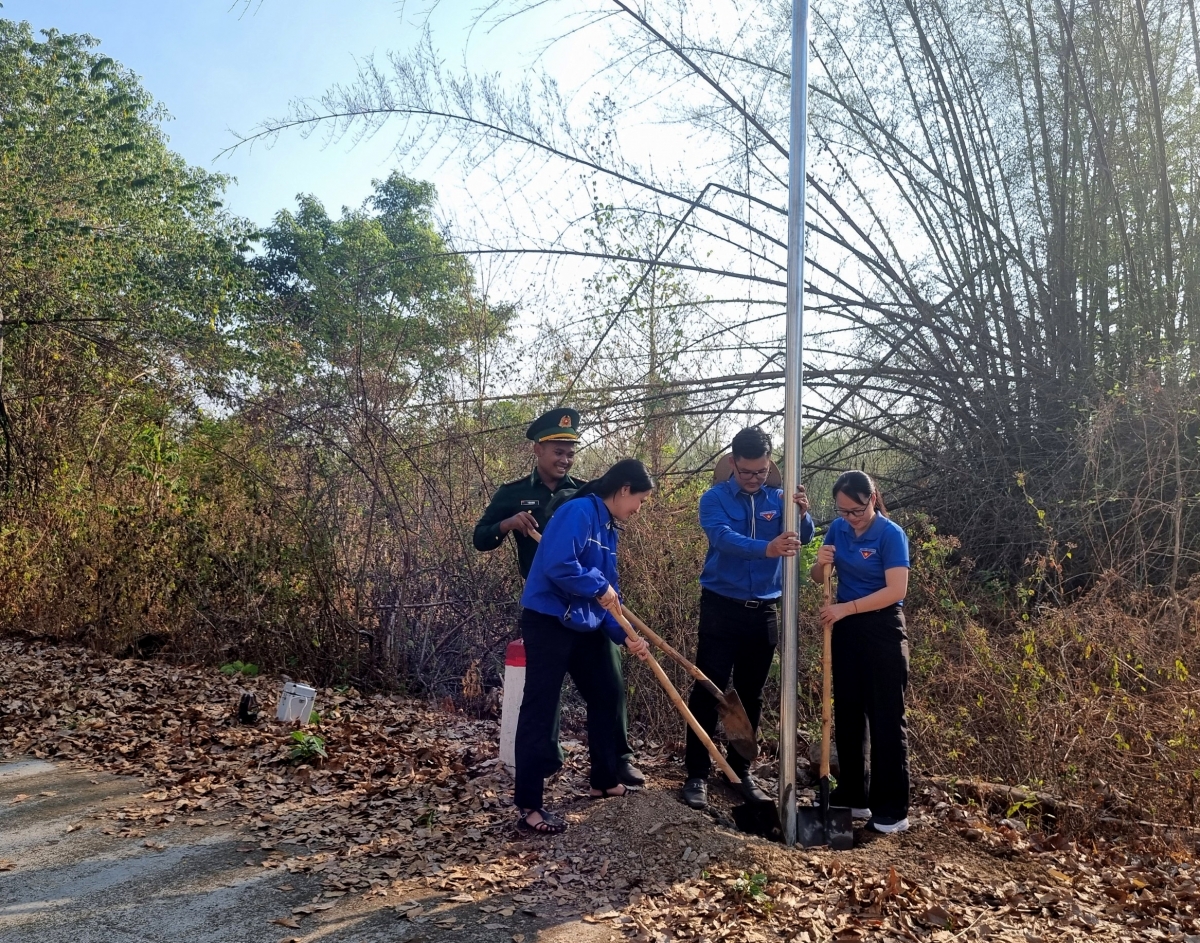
[727,770,771,803]
[681,777,708,809]
[616,758,646,788]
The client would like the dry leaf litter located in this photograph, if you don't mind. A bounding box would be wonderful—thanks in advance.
[1,638,1197,942]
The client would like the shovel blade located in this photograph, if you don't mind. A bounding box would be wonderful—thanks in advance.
[798,806,855,849]
[731,798,783,843]
[827,806,855,850]
[724,734,759,763]
[797,805,827,847]
[715,689,759,762]
[798,777,855,849]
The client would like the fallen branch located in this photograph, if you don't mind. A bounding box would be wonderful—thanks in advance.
[925,776,1081,816]
[1098,816,1200,833]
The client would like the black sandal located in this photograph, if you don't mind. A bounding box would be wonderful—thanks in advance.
[517,808,567,834]
[588,783,633,799]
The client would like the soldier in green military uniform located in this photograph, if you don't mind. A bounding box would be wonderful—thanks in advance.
[474,408,644,787]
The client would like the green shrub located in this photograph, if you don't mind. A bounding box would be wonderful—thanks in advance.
[288,730,327,763]
[220,661,259,677]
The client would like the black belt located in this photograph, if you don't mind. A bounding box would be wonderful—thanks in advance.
[703,588,779,610]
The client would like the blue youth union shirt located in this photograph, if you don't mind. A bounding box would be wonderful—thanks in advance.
[823,514,910,603]
[520,493,626,645]
[699,477,815,601]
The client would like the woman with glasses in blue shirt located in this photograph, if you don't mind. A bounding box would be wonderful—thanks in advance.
[809,471,911,834]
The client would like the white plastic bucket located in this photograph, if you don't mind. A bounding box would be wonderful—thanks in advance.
[276,682,317,723]
[498,640,526,772]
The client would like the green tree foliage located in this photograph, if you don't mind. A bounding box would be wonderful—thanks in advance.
[0,21,265,655]
[251,174,500,408]
[0,22,523,680]
[226,177,519,684]
[0,21,253,490]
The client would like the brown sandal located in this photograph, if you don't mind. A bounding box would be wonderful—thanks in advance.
[588,783,633,799]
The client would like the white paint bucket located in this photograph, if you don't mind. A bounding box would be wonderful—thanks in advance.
[276,682,317,723]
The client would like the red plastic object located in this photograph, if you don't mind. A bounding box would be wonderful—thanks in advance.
[505,639,526,667]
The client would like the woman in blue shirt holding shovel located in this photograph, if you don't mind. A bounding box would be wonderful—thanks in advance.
[514,459,653,835]
[809,471,911,834]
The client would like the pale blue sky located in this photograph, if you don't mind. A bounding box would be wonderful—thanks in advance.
[4,1,568,227]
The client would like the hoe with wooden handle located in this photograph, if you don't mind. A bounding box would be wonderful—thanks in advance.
[528,533,758,762]
[619,606,758,763]
[607,604,782,842]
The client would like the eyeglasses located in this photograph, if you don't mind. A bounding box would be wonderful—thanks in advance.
[732,463,770,480]
[835,504,871,519]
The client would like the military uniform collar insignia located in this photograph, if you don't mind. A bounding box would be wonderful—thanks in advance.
[530,469,575,489]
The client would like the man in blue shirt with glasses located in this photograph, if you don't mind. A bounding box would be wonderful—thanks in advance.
[682,427,814,809]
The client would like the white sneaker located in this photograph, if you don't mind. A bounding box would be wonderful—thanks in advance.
[868,816,910,833]
[852,807,872,819]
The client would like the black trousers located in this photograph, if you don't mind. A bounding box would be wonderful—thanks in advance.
[522,627,631,763]
[514,608,623,810]
[830,605,910,819]
[684,589,778,779]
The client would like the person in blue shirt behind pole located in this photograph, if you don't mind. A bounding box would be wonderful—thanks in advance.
[809,470,911,834]
[514,458,653,835]
[681,427,814,810]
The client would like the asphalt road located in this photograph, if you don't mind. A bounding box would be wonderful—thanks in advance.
[0,758,612,943]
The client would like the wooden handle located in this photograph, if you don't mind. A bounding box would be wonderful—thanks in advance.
[608,606,741,784]
[621,606,719,695]
[529,530,541,543]
[821,569,834,780]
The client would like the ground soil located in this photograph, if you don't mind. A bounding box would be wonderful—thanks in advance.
[1,638,1197,942]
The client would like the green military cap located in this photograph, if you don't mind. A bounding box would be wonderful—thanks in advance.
[526,407,581,442]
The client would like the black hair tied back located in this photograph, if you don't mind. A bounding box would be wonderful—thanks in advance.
[572,458,654,502]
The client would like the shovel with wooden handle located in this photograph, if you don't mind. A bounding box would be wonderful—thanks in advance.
[606,604,783,842]
[620,606,758,762]
[797,568,854,849]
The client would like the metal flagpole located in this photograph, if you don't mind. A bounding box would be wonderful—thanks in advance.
[778,0,811,846]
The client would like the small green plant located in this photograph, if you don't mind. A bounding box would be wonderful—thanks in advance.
[729,871,769,900]
[1005,794,1039,819]
[417,809,438,828]
[220,661,259,677]
[288,730,327,763]
[308,709,323,726]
